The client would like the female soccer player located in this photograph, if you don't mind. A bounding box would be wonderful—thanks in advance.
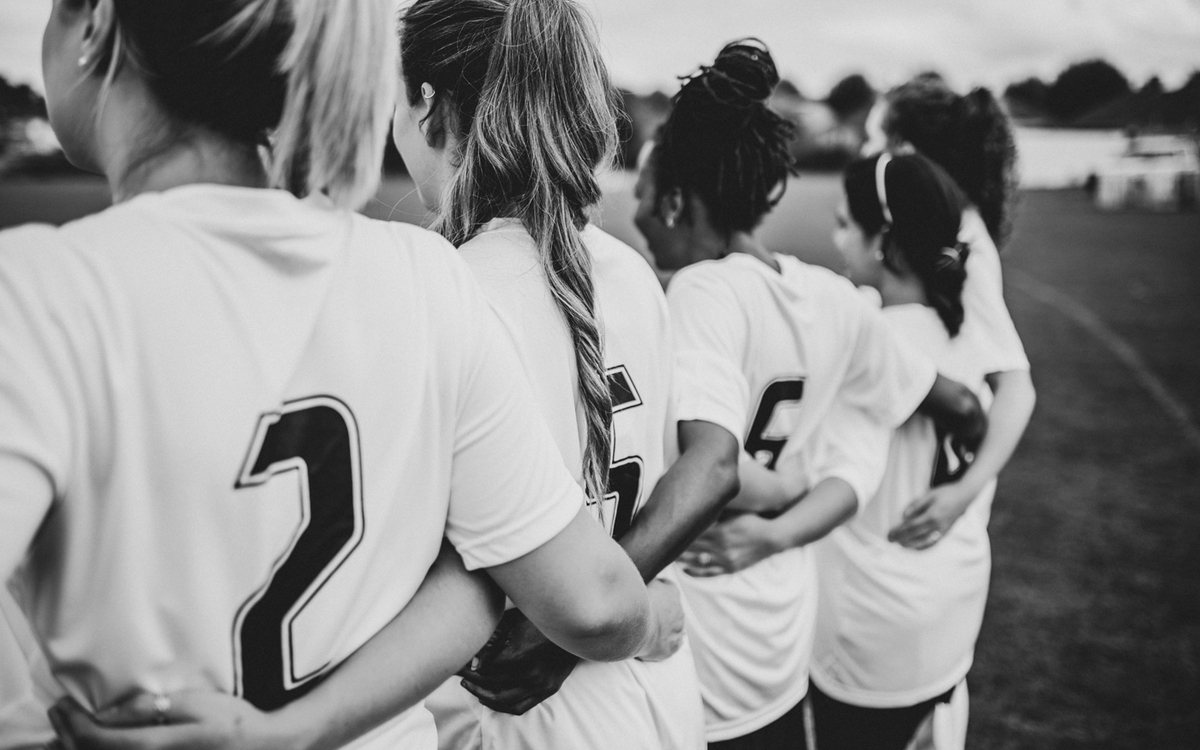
[633,40,987,750]
[864,76,1036,750]
[807,151,997,750]
[0,1,655,749]
[51,1,739,749]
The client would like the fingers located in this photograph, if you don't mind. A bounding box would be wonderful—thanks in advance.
[92,693,176,728]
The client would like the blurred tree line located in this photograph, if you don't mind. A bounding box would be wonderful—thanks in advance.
[3,56,1198,178]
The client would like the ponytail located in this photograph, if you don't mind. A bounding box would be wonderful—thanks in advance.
[884,77,1018,246]
[844,152,970,336]
[270,0,396,208]
[959,88,1018,247]
[402,0,616,509]
[103,0,394,208]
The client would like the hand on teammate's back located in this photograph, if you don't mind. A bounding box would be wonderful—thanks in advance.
[459,608,579,715]
[634,578,686,662]
[888,482,975,550]
[48,692,280,750]
[679,512,782,576]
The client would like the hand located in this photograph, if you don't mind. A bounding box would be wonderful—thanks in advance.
[47,692,287,750]
[459,608,579,716]
[678,513,781,577]
[635,578,685,662]
[888,483,973,550]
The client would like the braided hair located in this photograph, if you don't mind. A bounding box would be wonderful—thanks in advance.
[844,152,971,336]
[652,39,798,236]
[400,0,616,511]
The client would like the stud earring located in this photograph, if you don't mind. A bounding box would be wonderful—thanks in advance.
[78,55,89,68]
[873,248,885,261]
[664,214,676,229]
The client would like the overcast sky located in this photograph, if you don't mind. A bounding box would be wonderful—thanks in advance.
[2,0,1198,96]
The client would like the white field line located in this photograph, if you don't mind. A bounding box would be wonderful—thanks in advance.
[1007,268,1200,455]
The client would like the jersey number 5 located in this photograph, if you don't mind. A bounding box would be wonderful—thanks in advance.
[232,396,365,711]
[605,365,644,540]
[745,378,805,469]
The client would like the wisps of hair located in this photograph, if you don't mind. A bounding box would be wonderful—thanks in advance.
[653,38,797,236]
[844,153,970,336]
[401,0,616,510]
[885,77,1018,247]
[270,0,396,207]
[98,0,394,208]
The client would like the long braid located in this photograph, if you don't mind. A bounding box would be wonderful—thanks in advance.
[405,0,617,509]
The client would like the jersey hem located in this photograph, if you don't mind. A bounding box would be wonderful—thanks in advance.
[703,679,810,743]
[808,656,972,710]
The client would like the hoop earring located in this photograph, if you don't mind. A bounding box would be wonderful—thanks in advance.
[420,82,435,100]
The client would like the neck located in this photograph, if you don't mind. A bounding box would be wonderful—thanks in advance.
[97,81,269,203]
[878,269,927,308]
[725,231,779,271]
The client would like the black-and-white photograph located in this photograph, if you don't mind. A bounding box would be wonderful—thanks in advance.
[1,1,1198,749]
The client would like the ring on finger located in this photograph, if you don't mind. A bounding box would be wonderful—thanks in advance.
[152,693,171,725]
[696,551,713,566]
[928,530,943,543]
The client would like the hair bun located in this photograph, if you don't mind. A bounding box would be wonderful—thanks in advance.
[679,38,779,114]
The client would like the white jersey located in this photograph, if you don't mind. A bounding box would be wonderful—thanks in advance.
[0,186,587,750]
[811,303,994,707]
[427,222,703,750]
[958,210,1029,375]
[1,588,55,749]
[666,253,937,741]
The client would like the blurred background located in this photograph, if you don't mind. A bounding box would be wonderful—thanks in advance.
[1,2,1199,748]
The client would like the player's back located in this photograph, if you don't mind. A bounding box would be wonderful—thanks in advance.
[0,185,579,749]
[664,252,934,740]
[435,223,700,750]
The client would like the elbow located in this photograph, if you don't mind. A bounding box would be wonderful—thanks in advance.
[713,450,741,505]
[561,567,651,662]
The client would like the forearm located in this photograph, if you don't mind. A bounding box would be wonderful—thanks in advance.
[763,477,858,551]
[275,542,504,750]
[618,421,739,581]
[919,374,988,449]
[953,369,1036,497]
[725,456,802,514]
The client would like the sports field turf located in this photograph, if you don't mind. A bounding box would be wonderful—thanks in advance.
[1,174,1197,748]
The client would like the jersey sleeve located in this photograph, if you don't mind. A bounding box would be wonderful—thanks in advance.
[666,268,751,443]
[841,291,938,430]
[792,399,892,510]
[0,228,71,583]
[442,272,585,572]
[960,212,1030,374]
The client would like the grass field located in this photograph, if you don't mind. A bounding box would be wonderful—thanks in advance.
[1,174,1197,748]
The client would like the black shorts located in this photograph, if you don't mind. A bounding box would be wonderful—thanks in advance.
[708,696,810,750]
[808,681,956,750]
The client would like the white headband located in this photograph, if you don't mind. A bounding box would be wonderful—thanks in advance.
[875,152,894,226]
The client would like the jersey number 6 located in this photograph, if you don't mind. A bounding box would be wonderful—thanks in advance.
[745,378,805,469]
[232,396,365,711]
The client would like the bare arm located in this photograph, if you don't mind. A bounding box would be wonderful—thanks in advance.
[680,478,858,576]
[890,369,1036,548]
[918,373,988,452]
[723,456,807,515]
[53,541,505,750]
[485,506,652,663]
[618,420,740,581]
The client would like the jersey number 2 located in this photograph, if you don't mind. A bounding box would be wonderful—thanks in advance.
[232,396,364,711]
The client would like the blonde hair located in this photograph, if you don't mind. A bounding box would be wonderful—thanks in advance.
[89,0,394,208]
[401,0,619,510]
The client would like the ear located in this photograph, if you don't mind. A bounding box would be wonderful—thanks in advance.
[659,188,684,229]
[80,0,116,67]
